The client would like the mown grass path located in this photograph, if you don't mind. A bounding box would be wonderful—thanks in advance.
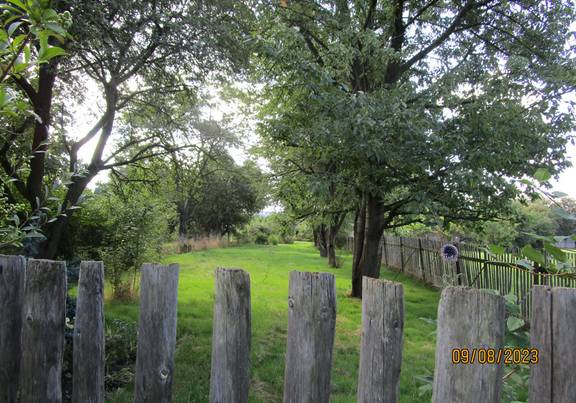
[106,241,439,402]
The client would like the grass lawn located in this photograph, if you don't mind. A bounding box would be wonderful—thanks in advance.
[105,241,439,402]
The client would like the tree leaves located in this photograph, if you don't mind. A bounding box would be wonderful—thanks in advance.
[38,45,66,62]
[543,242,566,262]
[533,168,551,182]
[507,316,525,332]
[521,244,545,266]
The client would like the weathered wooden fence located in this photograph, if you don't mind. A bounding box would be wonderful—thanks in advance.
[377,235,576,320]
[1,254,576,402]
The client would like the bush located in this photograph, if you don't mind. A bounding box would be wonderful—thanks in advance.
[237,213,299,245]
[110,280,137,302]
[249,222,273,244]
[65,183,173,299]
[268,234,280,245]
[105,319,138,393]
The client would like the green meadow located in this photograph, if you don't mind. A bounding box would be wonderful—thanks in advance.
[106,242,439,402]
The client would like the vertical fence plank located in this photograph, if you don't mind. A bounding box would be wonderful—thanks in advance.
[19,259,67,403]
[529,286,551,403]
[432,287,505,403]
[357,277,403,403]
[399,237,405,272]
[134,263,179,403]
[209,268,251,403]
[417,239,426,283]
[73,261,105,403]
[529,286,576,402]
[0,255,26,403]
[283,271,336,403]
[551,287,576,401]
[382,236,388,267]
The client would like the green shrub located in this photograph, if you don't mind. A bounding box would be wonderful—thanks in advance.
[238,213,299,245]
[268,234,280,245]
[64,183,172,298]
[247,221,273,244]
[105,319,138,393]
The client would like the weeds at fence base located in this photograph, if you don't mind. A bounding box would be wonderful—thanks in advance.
[105,319,137,395]
[111,280,138,302]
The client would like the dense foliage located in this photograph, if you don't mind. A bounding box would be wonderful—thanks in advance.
[423,197,576,248]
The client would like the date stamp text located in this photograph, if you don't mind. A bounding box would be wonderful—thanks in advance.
[451,348,539,365]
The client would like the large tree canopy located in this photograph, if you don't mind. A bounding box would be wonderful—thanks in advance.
[254,0,576,296]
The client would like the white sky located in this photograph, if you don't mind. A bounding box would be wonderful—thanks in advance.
[550,141,575,198]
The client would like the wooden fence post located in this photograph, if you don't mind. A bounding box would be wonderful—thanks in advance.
[418,238,426,283]
[19,259,67,403]
[73,261,105,403]
[357,277,403,403]
[529,286,576,402]
[134,263,180,403]
[209,268,252,403]
[382,236,388,266]
[0,255,26,403]
[283,271,336,403]
[399,237,405,272]
[432,287,505,403]
[453,240,463,286]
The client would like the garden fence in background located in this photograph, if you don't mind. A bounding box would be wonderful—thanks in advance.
[1,254,576,402]
[374,234,576,320]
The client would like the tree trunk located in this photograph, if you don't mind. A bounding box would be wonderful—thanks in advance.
[37,175,93,259]
[351,195,367,297]
[327,233,337,267]
[26,62,58,209]
[327,213,346,268]
[177,199,190,252]
[178,211,188,240]
[37,91,117,260]
[358,193,386,282]
[317,224,328,258]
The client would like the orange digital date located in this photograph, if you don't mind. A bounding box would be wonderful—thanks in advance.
[451,348,539,365]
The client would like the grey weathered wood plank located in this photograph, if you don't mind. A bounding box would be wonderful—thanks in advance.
[529,286,576,402]
[19,259,67,403]
[73,261,105,403]
[0,255,26,403]
[528,286,552,403]
[432,287,505,403]
[357,277,403,403]
[550,287,576,401]
[283,271,336,403]
[209,268,251,403]
[134,263,179,403]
